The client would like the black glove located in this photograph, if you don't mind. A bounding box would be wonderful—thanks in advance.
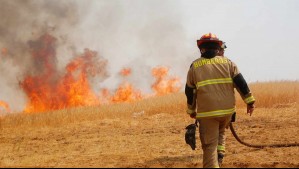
[185,122,198,150]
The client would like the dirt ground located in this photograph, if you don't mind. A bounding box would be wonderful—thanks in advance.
[0,105,298,168]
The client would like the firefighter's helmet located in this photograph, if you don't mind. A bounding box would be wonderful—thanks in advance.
[197,33,223,49]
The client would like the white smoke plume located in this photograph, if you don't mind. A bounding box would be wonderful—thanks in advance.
[0,0,195,112]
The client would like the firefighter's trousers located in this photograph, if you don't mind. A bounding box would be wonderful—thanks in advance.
[198,114,232,168]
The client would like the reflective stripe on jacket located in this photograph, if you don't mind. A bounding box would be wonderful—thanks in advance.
[186,56,252,119]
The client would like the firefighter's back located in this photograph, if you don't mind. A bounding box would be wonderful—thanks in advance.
[191,56,236,119]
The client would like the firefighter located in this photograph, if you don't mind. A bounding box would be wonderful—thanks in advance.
[185,33,255,168]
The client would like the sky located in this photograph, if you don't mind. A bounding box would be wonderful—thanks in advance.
[70,0,299,83]
[0,0,298,111]
[179,0,299,82]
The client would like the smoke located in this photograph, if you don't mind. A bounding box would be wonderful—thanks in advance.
[70,0,194,92]
[0,0,81,111]
[0,0,194,112]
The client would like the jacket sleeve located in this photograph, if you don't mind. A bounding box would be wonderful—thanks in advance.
[230,61,256,105]
[185,64,197,115]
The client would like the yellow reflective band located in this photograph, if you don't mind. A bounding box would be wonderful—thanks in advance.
[196,108,235,118]
[217,145,225,151]
[193,58,229,68]
[196,78,233,88]
[245,96,255,104]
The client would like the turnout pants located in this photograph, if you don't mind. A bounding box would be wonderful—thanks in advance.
[199,115,232,168]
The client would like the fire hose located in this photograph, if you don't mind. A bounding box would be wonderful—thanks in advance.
[229,122,299,148]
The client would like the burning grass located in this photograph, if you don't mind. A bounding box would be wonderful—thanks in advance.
[0,33,181,114]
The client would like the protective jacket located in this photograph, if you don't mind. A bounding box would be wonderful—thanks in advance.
[185,56,255,119]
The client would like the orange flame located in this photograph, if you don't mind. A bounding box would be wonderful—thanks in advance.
[0,100,10,112]
[151,66,181,95]
[20,34,108,113]
[111,82,143,103]
[110,68,143,103]
[18,34,182,113]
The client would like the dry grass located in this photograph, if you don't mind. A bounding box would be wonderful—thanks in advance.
[0,81,298,168]
[236,81,299,108]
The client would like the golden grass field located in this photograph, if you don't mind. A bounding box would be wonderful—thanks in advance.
[0,81,298,168]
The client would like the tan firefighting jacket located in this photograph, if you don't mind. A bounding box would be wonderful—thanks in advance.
[186,56,255,119]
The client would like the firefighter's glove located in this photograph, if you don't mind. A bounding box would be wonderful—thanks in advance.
[185,123,197,150]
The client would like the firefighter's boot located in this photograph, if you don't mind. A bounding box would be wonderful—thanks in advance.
[218,153,225,167]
